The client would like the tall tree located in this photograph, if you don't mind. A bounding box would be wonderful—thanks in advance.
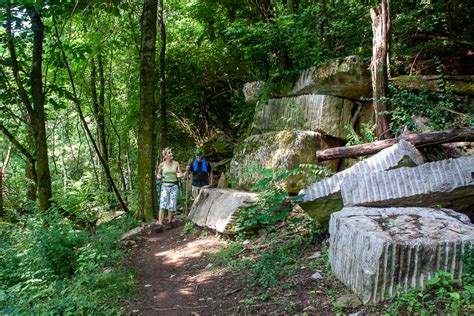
[137,0,158,222]
[370,1,391,140]
[6,3,52,211]
[158,0,167,149]
[90,53,110,189]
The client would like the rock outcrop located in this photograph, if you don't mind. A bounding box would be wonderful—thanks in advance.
[329,206,474,304]
[253,95,354,140]
[188,188,258,234]
[229,131,339,193]
[299,140,424,223]
[289,56,371,99]
[243,81,265,104]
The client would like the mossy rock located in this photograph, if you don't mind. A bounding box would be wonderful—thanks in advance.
[229,131,339,193]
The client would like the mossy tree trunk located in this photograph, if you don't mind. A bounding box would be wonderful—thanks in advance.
[6,3,52,211]
[158,0,167,150]
[137,0,158,222]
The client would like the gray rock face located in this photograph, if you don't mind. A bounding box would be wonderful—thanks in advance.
[253,95,354,140]
[188,188,258,234]
[290,58,371,100]
[243,81,265,104]
[329,206,474,304]
[341,156,474,212]
[299,140,424,223]
[229,131,339,193]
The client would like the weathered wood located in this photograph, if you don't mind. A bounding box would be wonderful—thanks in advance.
[317,128,474,161]
[370,2,391,139]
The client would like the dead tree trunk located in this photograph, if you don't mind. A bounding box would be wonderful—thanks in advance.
[370,2,391,140]
[316,128,474,161]
[0,145,12,217]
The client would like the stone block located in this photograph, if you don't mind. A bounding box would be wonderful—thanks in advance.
[229,131,339,193]
[299,140,424,223]
[329,206,474,303]
[253,94,354,140]
[290,57,371,100]
[341,156,474,213]
[188,188,258,234]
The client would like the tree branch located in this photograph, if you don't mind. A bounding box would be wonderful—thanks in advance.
[0,122,35,164]
[6,3,35,117]
[52,17,130,214]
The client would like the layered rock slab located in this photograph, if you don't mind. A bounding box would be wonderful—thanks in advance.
[253,94,354,140]
[229,131,339,193]
[290,56,371,99]
[299,140,424,223]
[329,206,474,304]
[341,155,474,213]
[188,188,258,234]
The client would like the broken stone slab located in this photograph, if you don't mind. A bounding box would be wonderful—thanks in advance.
[229,131,340,193]
[341,155,474,214]
[119,226,145,241]
[188,188,258,234]
[299,140,424,223]
[253,94,354,140]
[290,56,371,100]
[329,206,474,304]
[243,81,265,104]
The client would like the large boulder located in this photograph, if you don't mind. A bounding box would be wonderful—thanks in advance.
[299,140,424,224]
[229,131,339,193]
[253,94,354,140]
[290,56,371,100]
[188,188,258,234]
[329,206,474,304]
[341,155,474,215]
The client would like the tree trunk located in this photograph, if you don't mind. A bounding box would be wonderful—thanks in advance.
[97,53,109,186]
[27,5,52,211]
[91,55,110,190]
[137,0,158,222]
[0,145,12,217]
[386,0,391,79]
[158,0,167,149]
[370,2,391,140]
[316,128,474,161]
[319,0,327,42]
[6,4,52,211]
[126,138,134,191]
[287,0,299,13]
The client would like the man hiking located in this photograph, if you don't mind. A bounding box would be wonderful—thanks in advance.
[186,148,212,198]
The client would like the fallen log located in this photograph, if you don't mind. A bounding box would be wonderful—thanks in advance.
[317,127,474,161]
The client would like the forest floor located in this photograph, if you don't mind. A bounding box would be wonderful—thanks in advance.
[122,217,389,315]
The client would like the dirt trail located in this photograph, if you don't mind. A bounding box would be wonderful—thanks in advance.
[123,222,248,315]
[123,221,375,315]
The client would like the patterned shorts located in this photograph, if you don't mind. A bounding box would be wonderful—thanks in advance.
[159,184,178,211]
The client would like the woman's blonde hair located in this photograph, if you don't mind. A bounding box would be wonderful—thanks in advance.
[161,147,172,158]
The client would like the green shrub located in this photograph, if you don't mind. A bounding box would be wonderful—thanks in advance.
[0,211,137,314]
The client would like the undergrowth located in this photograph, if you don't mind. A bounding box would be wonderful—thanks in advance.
[214,210,322,290]
[0,209,137,314]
